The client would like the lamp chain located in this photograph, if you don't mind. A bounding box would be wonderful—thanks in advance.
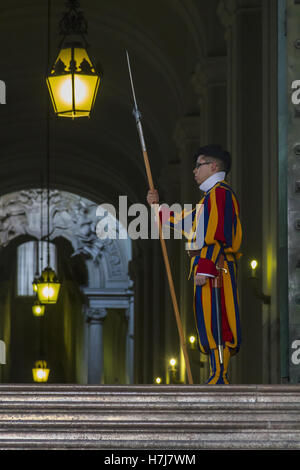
[47,0,51,269]
[59,0,88,37]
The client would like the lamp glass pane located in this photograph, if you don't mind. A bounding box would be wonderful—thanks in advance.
[47,46,100,117]
[47,74,74,114]
[47,75,100,117]
[73,74,100,111]
[32,361,50,382]
[37,280,60,304]
[32,303,45,317]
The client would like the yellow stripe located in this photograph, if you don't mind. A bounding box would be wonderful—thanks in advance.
[201,280,216,350]
[231,195,242,252]
[205,188,218,245]
[232,194,239,215]
[192,267,201,350]
[201,246,208,258]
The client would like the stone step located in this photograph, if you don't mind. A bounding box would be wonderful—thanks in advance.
[0,384,299,449]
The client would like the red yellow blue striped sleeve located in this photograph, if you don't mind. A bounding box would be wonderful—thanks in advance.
[158,204,196,239]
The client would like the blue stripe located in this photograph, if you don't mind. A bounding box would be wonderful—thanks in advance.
[233,213,237,234]
[227,261,242,351]
[203,197,209,235]
[206,244,214,260]
[195,285,210,353]
[224,189,233,247]
[210,288,218,346]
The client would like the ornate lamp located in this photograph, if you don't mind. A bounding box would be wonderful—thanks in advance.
[32,298,46,317]
[36,266,61,304]
[32,360,50,383]
[46,0,101,118]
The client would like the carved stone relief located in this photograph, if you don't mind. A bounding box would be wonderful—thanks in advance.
[0,189,129,280]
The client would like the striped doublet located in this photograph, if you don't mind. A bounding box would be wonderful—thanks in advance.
[161,180,242,356]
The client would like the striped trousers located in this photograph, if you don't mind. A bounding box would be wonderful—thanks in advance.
[193,258,241,356]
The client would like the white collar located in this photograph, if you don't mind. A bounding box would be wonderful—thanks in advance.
[199,171,226,193]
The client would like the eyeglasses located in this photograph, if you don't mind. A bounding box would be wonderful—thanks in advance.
[194,161,211,169]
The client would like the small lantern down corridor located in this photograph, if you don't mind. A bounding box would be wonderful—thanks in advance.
[32,298,46,317]
[32,360,50,383]
[36,267,61,304]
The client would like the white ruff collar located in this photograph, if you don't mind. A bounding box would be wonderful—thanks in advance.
[199,171,226,193]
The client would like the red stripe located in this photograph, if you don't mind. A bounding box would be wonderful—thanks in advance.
[215,187,226,242]
[220,282,233,343]
[207,194,211,214]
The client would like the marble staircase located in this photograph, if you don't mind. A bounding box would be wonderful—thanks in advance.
[0,384,299,449]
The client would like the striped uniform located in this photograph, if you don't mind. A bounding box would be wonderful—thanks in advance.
[160,180,242,356]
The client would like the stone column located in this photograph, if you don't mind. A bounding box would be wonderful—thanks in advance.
[217,0,263,384]
[173,117,201,204]
[129,243,144,383]
[260,0,280,383]
[85,307,107,384]
[191,56,227,149]
[285,0,300,383]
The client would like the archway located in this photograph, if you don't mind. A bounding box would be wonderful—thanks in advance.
[0,189,133,384]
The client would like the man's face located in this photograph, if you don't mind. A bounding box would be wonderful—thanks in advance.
[193,155,216,186]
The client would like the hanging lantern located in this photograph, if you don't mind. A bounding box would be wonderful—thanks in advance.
[32,360,50,383]
[32,266,40,294]
[32,277,38,294]
[32,298,46,317]
[36,266,61,304]
[46,0,101,118]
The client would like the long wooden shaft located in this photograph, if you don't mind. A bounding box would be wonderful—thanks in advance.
[142,148,194,385]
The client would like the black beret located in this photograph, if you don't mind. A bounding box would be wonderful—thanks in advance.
[193,144,231,173]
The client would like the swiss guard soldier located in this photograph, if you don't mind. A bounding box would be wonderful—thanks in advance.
[147,145,242,384]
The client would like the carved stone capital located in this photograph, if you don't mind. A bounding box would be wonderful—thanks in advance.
[217,0,261,35]
[85,307,107,324]
[217,0,237,32]
[173,116,201,153]
[191,57,227,97]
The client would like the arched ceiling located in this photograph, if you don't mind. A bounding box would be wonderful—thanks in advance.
[0,0,226,206]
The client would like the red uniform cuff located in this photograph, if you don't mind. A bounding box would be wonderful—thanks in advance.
[196,258,218,277]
